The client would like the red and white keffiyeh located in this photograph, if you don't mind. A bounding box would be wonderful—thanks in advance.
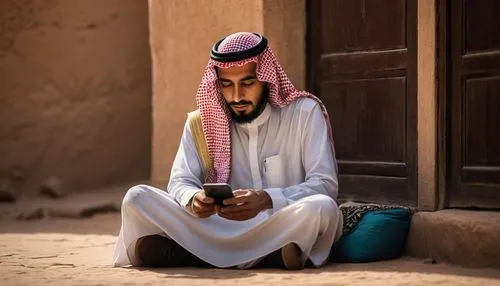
[196,32,335,183]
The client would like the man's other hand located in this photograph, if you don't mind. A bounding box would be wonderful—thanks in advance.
[217,190,272,221]
[188,191,216,218]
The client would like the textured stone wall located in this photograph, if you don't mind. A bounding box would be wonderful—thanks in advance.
[0,0,152,195]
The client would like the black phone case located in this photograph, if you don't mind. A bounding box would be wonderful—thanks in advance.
[203,185,233,205]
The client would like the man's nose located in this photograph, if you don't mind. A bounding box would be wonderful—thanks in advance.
[232,85,244,101]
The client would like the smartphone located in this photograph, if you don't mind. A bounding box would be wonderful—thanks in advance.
[203,183,234,206]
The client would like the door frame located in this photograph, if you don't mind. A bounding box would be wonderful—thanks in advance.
[436,0,448,210]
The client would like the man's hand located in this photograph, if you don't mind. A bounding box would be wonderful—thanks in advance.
[217,189,272,221]
[188,191,216,218]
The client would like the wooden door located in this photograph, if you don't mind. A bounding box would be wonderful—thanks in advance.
[307,0,417,205]
[448,0,500,208]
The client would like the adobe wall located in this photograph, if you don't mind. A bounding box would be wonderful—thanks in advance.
[0,0,152,195]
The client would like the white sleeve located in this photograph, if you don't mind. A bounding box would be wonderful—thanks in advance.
[263,104,339,213]
[166,119,204,208]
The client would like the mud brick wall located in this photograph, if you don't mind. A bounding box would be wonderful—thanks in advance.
[0,0,152,195]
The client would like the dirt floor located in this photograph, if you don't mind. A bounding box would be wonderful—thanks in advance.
[1,185,500,285]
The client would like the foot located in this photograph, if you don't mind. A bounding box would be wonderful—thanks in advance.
[135,235,206,267]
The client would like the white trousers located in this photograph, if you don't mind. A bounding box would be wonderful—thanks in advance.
[113,184,343,268]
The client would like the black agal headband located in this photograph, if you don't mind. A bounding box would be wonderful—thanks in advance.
[210,33,268,63]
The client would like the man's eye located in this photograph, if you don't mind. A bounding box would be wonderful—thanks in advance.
[241,80,254,87]
[220,81,232,87]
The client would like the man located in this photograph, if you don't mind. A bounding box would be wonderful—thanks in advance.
[113,32,343,270]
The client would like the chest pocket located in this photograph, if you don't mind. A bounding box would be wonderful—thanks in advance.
[263,154,286,188]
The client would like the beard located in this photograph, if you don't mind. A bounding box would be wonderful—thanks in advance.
[228,87,269,124]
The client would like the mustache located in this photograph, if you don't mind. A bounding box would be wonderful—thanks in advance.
[230,101,252,106]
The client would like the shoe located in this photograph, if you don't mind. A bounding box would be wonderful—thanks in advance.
[257,243,304,270]
[135,235,208,267]
[280,243,303,270]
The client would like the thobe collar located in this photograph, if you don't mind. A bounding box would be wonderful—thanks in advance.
[241,102,271,128]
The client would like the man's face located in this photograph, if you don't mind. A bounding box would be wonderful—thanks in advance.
[217,62,267,123]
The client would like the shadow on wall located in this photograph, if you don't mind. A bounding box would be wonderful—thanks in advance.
[0,0,152,200]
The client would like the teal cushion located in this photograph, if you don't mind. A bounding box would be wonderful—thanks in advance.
[330,208,411,262]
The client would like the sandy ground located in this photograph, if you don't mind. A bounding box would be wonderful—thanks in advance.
[1,187,500,285]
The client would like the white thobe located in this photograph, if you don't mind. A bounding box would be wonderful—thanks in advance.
[113,97,343,268]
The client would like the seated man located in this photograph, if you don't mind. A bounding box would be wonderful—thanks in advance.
[113,32,343,270]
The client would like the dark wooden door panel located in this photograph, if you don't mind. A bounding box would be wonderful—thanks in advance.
[322,78,406,162]
[308,0,417,205]
[465,0,500,53]
[449,0,500,208]
[321,0,406,52]
[340,175,408,204]
[464,78,500,167]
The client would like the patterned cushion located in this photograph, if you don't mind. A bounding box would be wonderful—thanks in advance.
[330,206,412,263]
